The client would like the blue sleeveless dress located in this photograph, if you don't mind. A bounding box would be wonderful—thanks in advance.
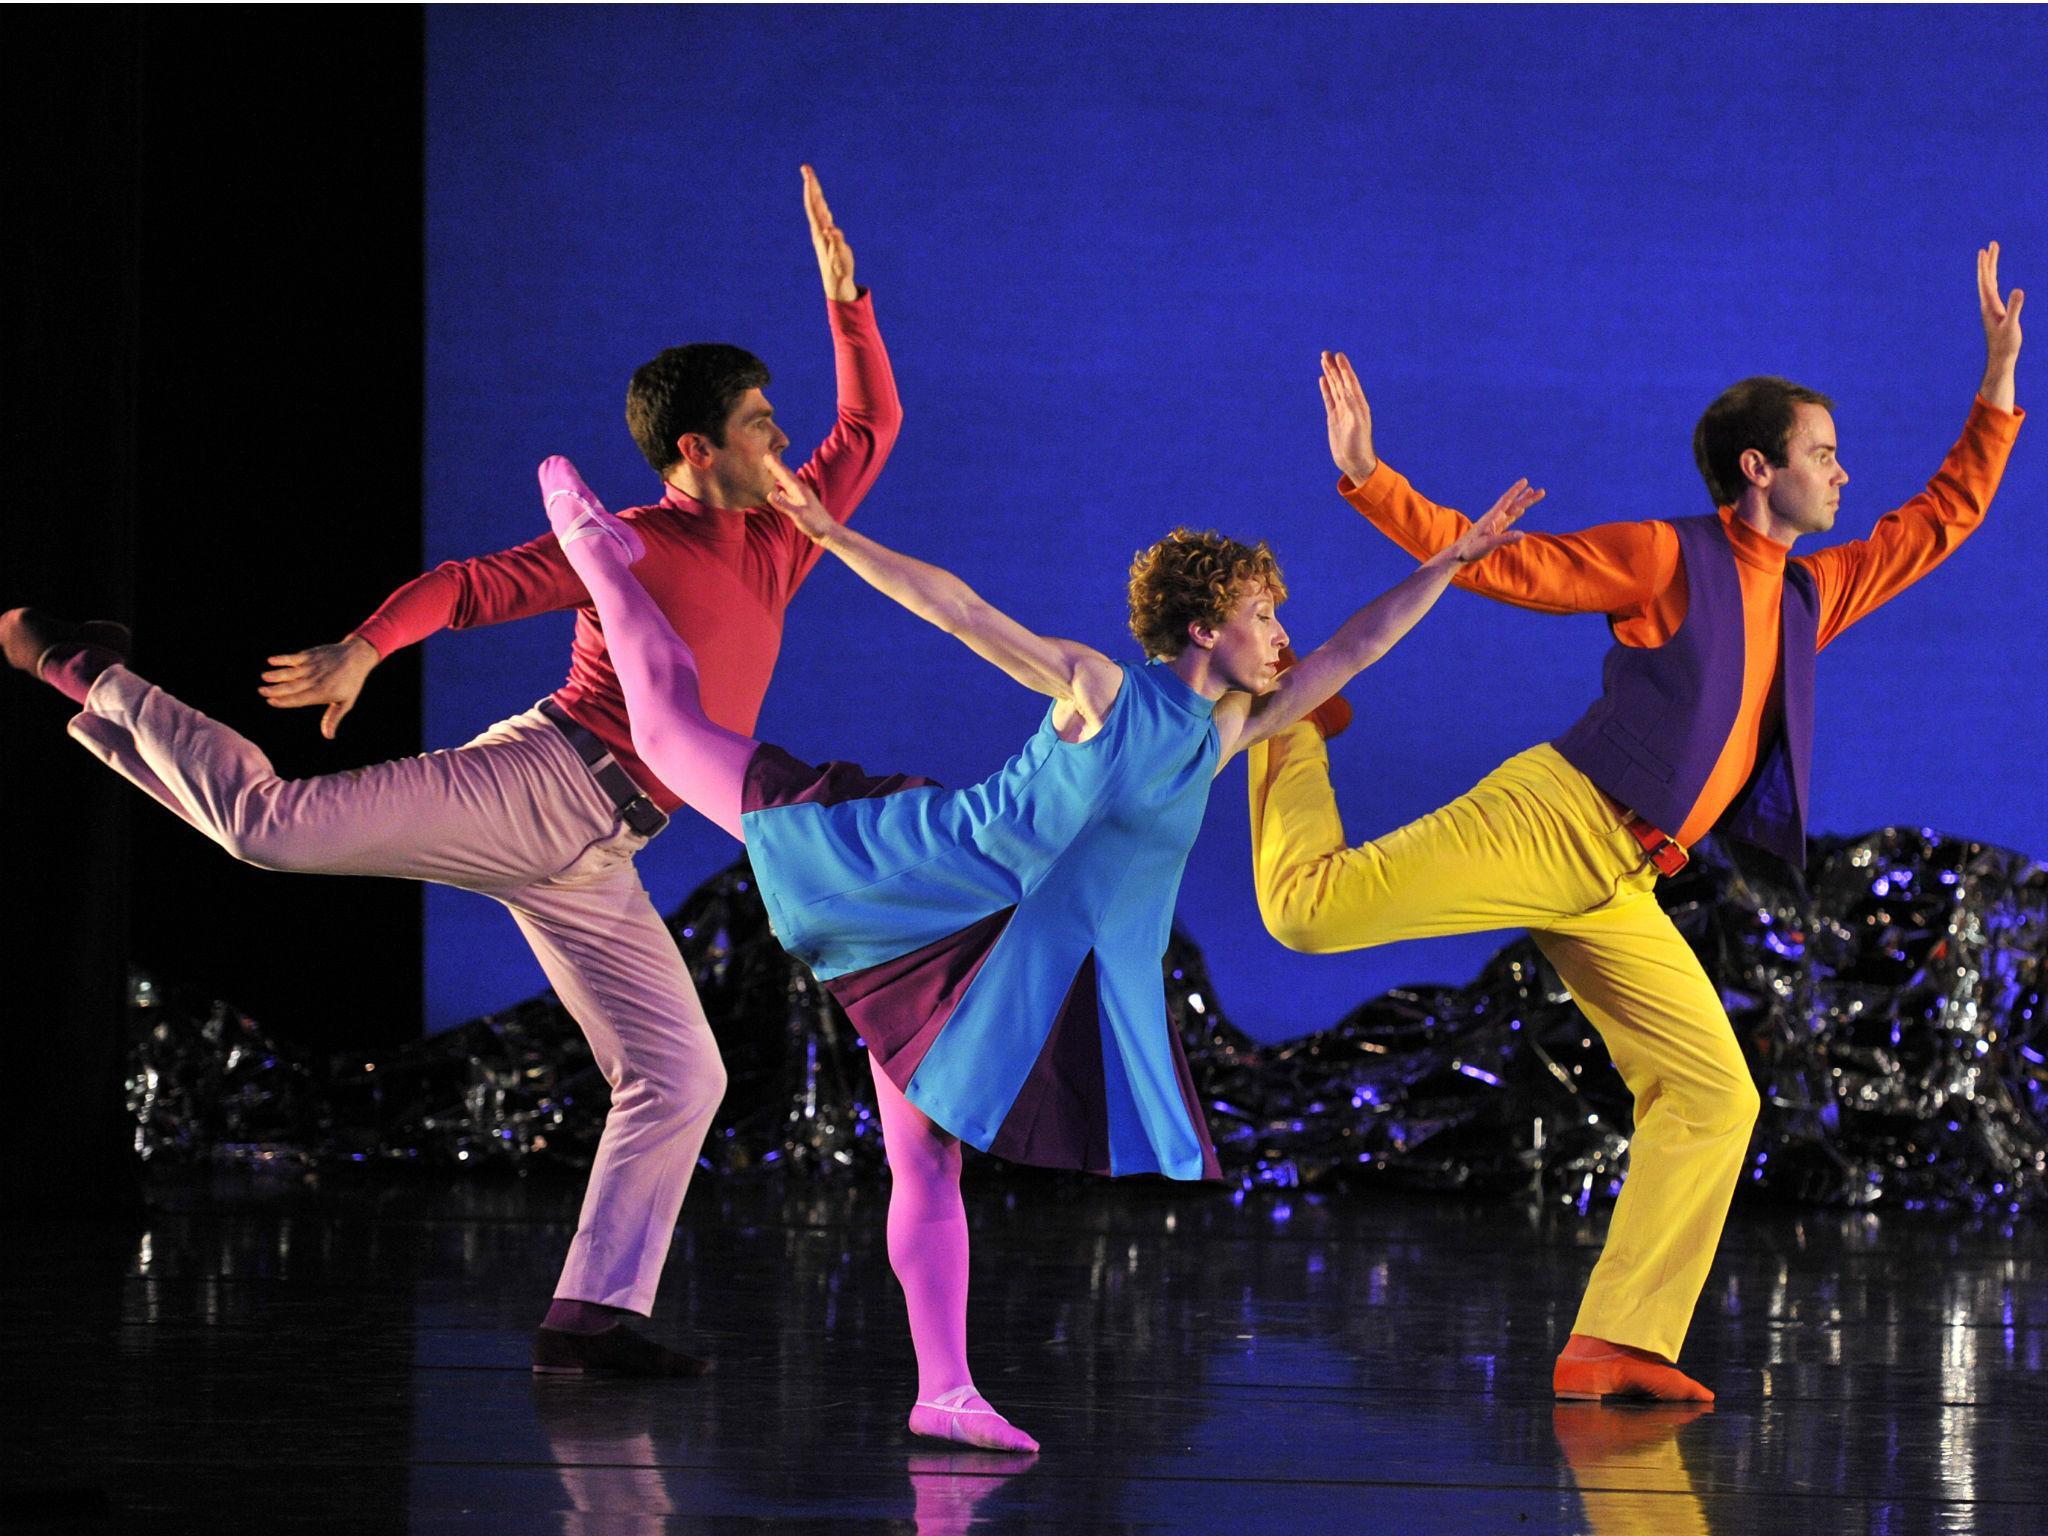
[737,660,1223,1181]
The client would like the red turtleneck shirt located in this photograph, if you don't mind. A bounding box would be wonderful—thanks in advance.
[351,291,901,813]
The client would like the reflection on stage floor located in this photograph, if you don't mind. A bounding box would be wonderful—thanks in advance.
[5,1175,2042,1533]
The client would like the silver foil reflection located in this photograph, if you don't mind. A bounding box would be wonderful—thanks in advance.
[128,829,2046,1212]
[127,866,880,1178]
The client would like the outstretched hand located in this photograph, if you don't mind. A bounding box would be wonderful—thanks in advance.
[1444,479,1542,566]
[803,164,857,303]
[766,459,835,543]
[1320,350,1378,483]
[259,635,379,739]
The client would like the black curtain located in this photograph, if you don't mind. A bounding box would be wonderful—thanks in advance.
[3,7,426,1210]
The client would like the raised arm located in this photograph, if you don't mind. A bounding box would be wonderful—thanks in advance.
[767,463,1123,728]
[1322,350,1672,618]
[774,166,904,592]
[1217,479,1540,762]
[803,162,857,305]
[1799,244,2025,649]
[1977,239,2023,412]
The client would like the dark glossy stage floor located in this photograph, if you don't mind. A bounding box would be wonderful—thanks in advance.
[5,1174,2043,1535]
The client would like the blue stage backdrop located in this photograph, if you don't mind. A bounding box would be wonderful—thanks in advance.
[423,6,2045,1040]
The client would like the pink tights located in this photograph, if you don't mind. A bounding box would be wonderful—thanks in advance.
[869,1059,972,1399]
[873,1062,1040,1452]
[540,457,1036,1452]
[538,458,756,842]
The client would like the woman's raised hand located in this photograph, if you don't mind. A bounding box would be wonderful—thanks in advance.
[1445,479,1543,565]
[767,459,836,543]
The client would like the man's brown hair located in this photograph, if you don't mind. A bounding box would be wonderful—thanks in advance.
[626,343,772,474]
[1127,529,1287,660]
[1693,375,1836,506]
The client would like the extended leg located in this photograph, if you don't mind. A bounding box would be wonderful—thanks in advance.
[1249,728,1643,953]
[870,1059,1038,1453]
[540,458,755,840]
[1538,893,1761,1399]
[21,596,729,1376]
[65,663,628,887]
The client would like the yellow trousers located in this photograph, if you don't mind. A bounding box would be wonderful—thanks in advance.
[1248,725,1760,1361]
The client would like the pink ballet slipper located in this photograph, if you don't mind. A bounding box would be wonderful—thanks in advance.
[538,456,645,564]
[908,1386,1040,1454]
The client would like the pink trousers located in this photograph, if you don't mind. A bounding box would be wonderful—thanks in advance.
[73,664,725,1315]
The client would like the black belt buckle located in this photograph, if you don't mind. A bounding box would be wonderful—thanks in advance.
[538,697,666,839]
[620,794,667,838]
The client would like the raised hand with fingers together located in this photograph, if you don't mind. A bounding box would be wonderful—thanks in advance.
[1320,350,1378,484]
[803,164,857,303]
[1977,241,2023,412]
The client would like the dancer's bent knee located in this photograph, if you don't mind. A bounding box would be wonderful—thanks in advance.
[1257,853,1401,954]
[614,1054,729,1131]
[214,804,330,874]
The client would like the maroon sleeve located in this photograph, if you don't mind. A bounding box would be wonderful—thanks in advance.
[766,288,904,596]
[350,531,586,657]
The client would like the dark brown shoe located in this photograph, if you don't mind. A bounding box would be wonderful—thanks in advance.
[0,608,131,677]
[532,1323,712,1378]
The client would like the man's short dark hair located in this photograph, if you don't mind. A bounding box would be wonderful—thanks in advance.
[1692,376,1836,506]
[626,344,772,473]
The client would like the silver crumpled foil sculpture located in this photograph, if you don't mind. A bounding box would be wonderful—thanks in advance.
[127,829,2046,1214]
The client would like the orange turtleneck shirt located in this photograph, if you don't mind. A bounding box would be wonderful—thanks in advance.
[1340,398,2023,846]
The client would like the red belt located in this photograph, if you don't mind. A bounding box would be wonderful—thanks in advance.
[1620,811,1689,877]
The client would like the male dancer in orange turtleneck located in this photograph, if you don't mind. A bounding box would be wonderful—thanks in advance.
[1253,245,2023,1400]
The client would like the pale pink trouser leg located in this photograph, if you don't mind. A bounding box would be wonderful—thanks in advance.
[869,1057,973,1399]
[70,664,725,1314]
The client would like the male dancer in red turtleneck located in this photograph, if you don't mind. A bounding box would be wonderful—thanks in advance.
[3,166,900,1378]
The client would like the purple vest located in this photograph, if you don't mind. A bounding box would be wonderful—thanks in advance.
[1551,514,1819,866]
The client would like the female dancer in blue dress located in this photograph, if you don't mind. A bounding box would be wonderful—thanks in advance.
[535,440,1537,1452]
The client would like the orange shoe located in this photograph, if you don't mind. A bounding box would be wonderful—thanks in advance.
[1274,646,1352,741]
[1553,1335,1714,1402]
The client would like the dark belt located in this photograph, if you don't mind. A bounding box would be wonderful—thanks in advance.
[536,697,668,838]
[1620,810,1689,877]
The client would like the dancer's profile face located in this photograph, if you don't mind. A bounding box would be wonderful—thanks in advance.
[1756,403,1848,537]
[1201,581,1289,694]
[695,388,791,507]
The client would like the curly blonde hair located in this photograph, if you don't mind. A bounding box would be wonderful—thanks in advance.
[1127,528,1288,660]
